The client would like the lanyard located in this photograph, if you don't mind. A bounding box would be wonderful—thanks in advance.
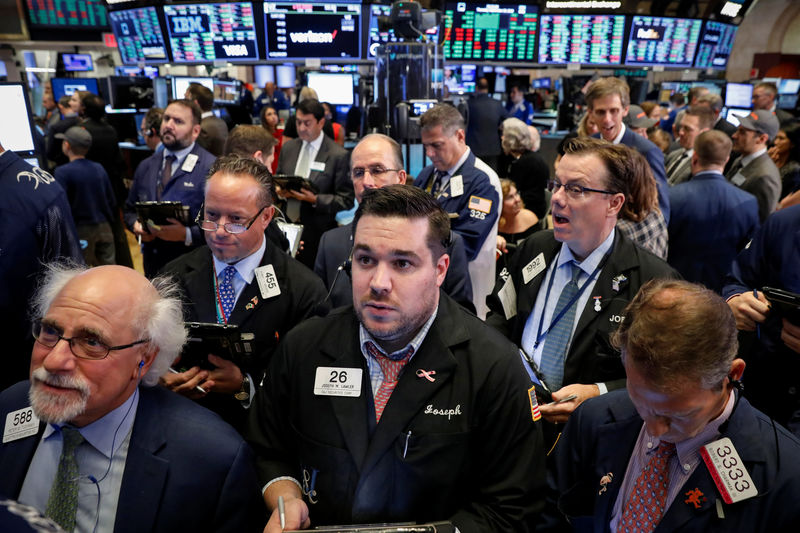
[212,262,229,325]
[532,250,611,349]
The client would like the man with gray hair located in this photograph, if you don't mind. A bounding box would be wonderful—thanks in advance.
[0,264,265,532]
[546,279,800,532]
[414,103,501,318]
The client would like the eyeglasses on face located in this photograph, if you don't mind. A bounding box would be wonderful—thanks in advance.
[548,179,617,199]
[351,165,402,180]
[196,205,267,235]
[32,319,149,360]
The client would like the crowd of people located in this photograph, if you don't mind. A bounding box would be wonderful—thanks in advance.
[2,74,800,532]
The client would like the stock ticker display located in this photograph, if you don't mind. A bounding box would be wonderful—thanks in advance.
[625,16,702,67]
[164,2,259,62]
[26,0,108,28]
[443,2,538,61]
[538,14,626,65]
[694,21,738,69]
[264,1,362,59]
[109,7,169,64]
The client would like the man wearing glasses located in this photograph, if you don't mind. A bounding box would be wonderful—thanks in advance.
[0,264,265,532]
[314,133,473,311]
[487,137,675,431]
[160,155,326,431]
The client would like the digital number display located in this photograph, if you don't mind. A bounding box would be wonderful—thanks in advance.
[538,14,626,65]
[109,7,169,64]
[264,1,361,59]
[443,2,538,61]
[694,21,737,70]
[26,0,108,28]
[625,16,702,68]
[164,3,259,63]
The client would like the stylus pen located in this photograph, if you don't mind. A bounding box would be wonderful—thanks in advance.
[278,495,286,530]
[168,367,206,394]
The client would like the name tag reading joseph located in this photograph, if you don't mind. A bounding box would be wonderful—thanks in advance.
[314,367,362,397]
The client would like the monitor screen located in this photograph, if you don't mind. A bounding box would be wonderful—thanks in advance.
[214,79,241,104]
[694,21,737,70]
[725,83,753,109]
[51,78,99,101]
[443,2,538,61]
[779,79,800,95]
[25,0,108,29]
[532,77,551,89]
[0,83,36,153]
[254,65,275,87]
[109,7,169,65]
[264,1,361,59]
[105,76,154,110]
[163,2,259,63]
[61,53,93,72]
[725,107,751,127]
[443,64,477,94]
[625,16,702,68]
[538,14,626,66]
[276,64,296,88]
[154,77,170,108]
[366,4,439,58]
[171,77,214,100]
[306,72,354,106]
[779,94,798,110]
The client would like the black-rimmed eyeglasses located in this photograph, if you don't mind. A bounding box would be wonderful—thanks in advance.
[548,179,618,199]
[32,319,149,360]
[351,165,402,180]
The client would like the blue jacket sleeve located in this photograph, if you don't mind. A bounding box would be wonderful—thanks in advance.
[450,174,499,261]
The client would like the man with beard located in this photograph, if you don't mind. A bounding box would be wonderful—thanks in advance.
[124,99,216,277]
[245,185,545,532]
[0,264,265,532]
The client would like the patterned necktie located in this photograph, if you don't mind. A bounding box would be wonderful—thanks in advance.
[45,426,85,532]
[218,265,238,323]
[158,154,177,200]
[366,341,414,422]
[539,262,581,390]
[618,441,677,533]
[428,169,448,196]
[666,152,689,179]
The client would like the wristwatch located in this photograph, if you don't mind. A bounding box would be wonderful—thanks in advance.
[234,374,250,401]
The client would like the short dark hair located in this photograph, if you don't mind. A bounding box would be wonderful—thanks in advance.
[695,130,732,167]
[296,98,325,121]
[419,103,465,137]
[206,155,274,208]
[687,86,710,103]
[167,99,202,126]
[684,105,715,130]
[224,125,277,159]
[782,121,800,163]
[143,107,164,136]
[669,93,686,106]
[186,83,214,112]
[81,93,105,120]
[58,95,71,108]
[612,279,738,392]
[353,184,450,262]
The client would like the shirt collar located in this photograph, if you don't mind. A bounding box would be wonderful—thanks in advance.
[0,150,9,160]
[558,228,615,275]
[611,123,626,145]
[445,146,471,177]
[43,387,140,459]
[212,235,267,285]
[305,131,325,153]
[360,305,439,360]
[741,147,767,167]
[201,111,214,119]
[164,142,195,163]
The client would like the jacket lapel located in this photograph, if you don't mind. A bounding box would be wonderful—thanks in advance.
[181,251,218,323]
[513,237,562,341]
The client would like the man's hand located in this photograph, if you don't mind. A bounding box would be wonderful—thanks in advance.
[496,235,508,255]
[132,220,155,242]
[275,184,291,199]
[151,218,187,242]
[287,188,317,205]
[728,292,770,331]
[539,383,600,424]
[264,496,310,533]
[160,366,210,399]
[782,319,800,353]
[206,354,244,394]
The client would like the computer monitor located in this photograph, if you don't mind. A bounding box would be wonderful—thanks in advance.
[254,65,275,88]
[443,2,538,61]
[109,7,169,65]
[366,4,439,58]
[306,72,354,106]
[694,20,737,70]
[104,76,154,110]
[779,79,800,95]
[171,77,214,100]
[276,65,296,89]
[264,0,362,59]
[25,0,108,30]
[725,108,751,127]
[0,83,36,154]
[625,16,703,68]
[725,83,753,109]
[538,14,626,66]
[154,77,170,108]
[51,78,100,101]
[214,79,242,105]
[163,2,260,62]
[778,94,798,110]
[443,64,476,94]
[61,53,94,72]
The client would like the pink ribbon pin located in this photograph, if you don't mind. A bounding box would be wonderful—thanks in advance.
[416,369,436,382]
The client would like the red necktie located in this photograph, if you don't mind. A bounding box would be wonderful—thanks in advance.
[366,341,413,422]
[618,441,676,533]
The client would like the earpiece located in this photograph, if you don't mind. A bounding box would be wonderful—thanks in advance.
[138,360,145,369]
[728,374,744,391]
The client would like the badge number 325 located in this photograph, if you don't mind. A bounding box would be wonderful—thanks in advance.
[700,437,757,504]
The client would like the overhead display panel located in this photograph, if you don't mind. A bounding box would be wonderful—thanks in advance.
[264,1,361,60]
[538,14,626,66]
[25,0,108,28]
[624,16,702,68]
[366,4,439,58]
[443,2,538,62]
[109,7,169,65]
[693,20,737,70]
[163,2,259,63]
